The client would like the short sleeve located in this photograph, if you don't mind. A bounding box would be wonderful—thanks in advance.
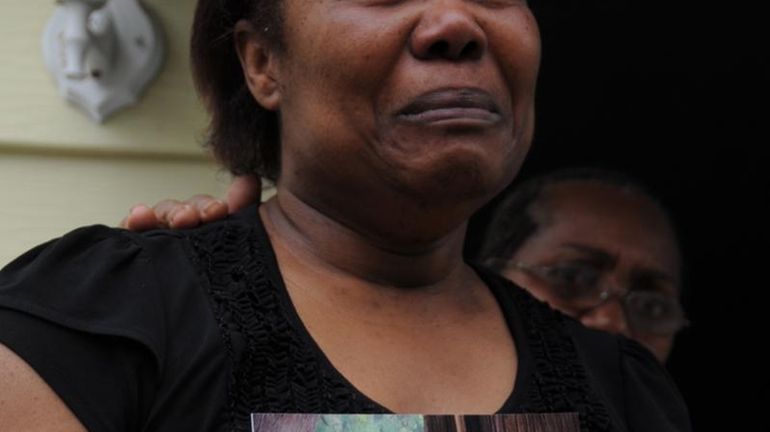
[619,337,692,432]
[0,226,170,431]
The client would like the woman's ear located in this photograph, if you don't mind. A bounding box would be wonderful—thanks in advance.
[234,20,281,111]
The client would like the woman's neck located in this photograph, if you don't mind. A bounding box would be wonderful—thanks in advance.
[260,189,472,291]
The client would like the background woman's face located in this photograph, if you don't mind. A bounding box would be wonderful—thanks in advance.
[505,182,683,361]
[271,0,540,217]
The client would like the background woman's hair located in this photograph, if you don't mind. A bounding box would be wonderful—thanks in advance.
[191,0,285,181]
[475,167,673,271]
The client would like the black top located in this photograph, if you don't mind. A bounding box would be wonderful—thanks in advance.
[0,205,690,432]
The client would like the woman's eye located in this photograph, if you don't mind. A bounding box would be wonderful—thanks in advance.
[630,294,674,319]
[543,264,600,296]
[545,264,597,283]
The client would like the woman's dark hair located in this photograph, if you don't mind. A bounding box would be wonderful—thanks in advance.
[476,167,673,271]
[191,0,285,181]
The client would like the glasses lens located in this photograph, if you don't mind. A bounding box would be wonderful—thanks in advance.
[624,291,687,335]
[538,263,603,302]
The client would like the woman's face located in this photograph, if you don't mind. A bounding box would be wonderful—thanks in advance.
[265,0,540,234]
[504,182,683,362]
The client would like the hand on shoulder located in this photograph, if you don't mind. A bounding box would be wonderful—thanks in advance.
[120,175,262,231]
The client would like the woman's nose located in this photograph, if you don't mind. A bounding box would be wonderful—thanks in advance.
[580,299,630,337]
[409,2,487,61]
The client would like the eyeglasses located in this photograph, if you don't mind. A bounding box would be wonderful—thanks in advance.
[511,261,689,336]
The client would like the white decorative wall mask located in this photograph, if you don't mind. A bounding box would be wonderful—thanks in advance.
[42,0,165,122]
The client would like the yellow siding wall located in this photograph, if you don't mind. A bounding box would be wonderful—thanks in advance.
[0,1,232,265]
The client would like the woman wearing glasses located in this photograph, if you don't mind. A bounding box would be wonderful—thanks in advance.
[479,168,687,362]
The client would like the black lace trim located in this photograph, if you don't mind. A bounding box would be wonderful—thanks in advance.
[187,217,614,431]
[188,221,385,431]
[505,281,614,432]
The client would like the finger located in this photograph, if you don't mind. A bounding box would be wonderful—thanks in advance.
[186,195,228,223]
[153,200,201,229]
[226,175,262,214]
[152,199,185,228]
[167,204,202,229]
[121,204,160,231]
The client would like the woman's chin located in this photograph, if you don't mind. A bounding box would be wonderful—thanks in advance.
[375,125,525,197]
[385,157,514,218]
[385,142,521,204]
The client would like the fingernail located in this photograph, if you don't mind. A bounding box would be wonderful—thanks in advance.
[168,207,183,227]
[202,200,225,218]
[170,205,193,227]
[129,204,145,215]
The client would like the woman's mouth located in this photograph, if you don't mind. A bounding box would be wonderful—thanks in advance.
[397,88,502,126]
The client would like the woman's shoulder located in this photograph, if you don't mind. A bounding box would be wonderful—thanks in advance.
[616,336,692,431]
[0,215,269,430]
[0,207,265,323]
[0,224,192,357]
[0,205,270,352]
[0,217,263,431]
[564,320,692,432]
